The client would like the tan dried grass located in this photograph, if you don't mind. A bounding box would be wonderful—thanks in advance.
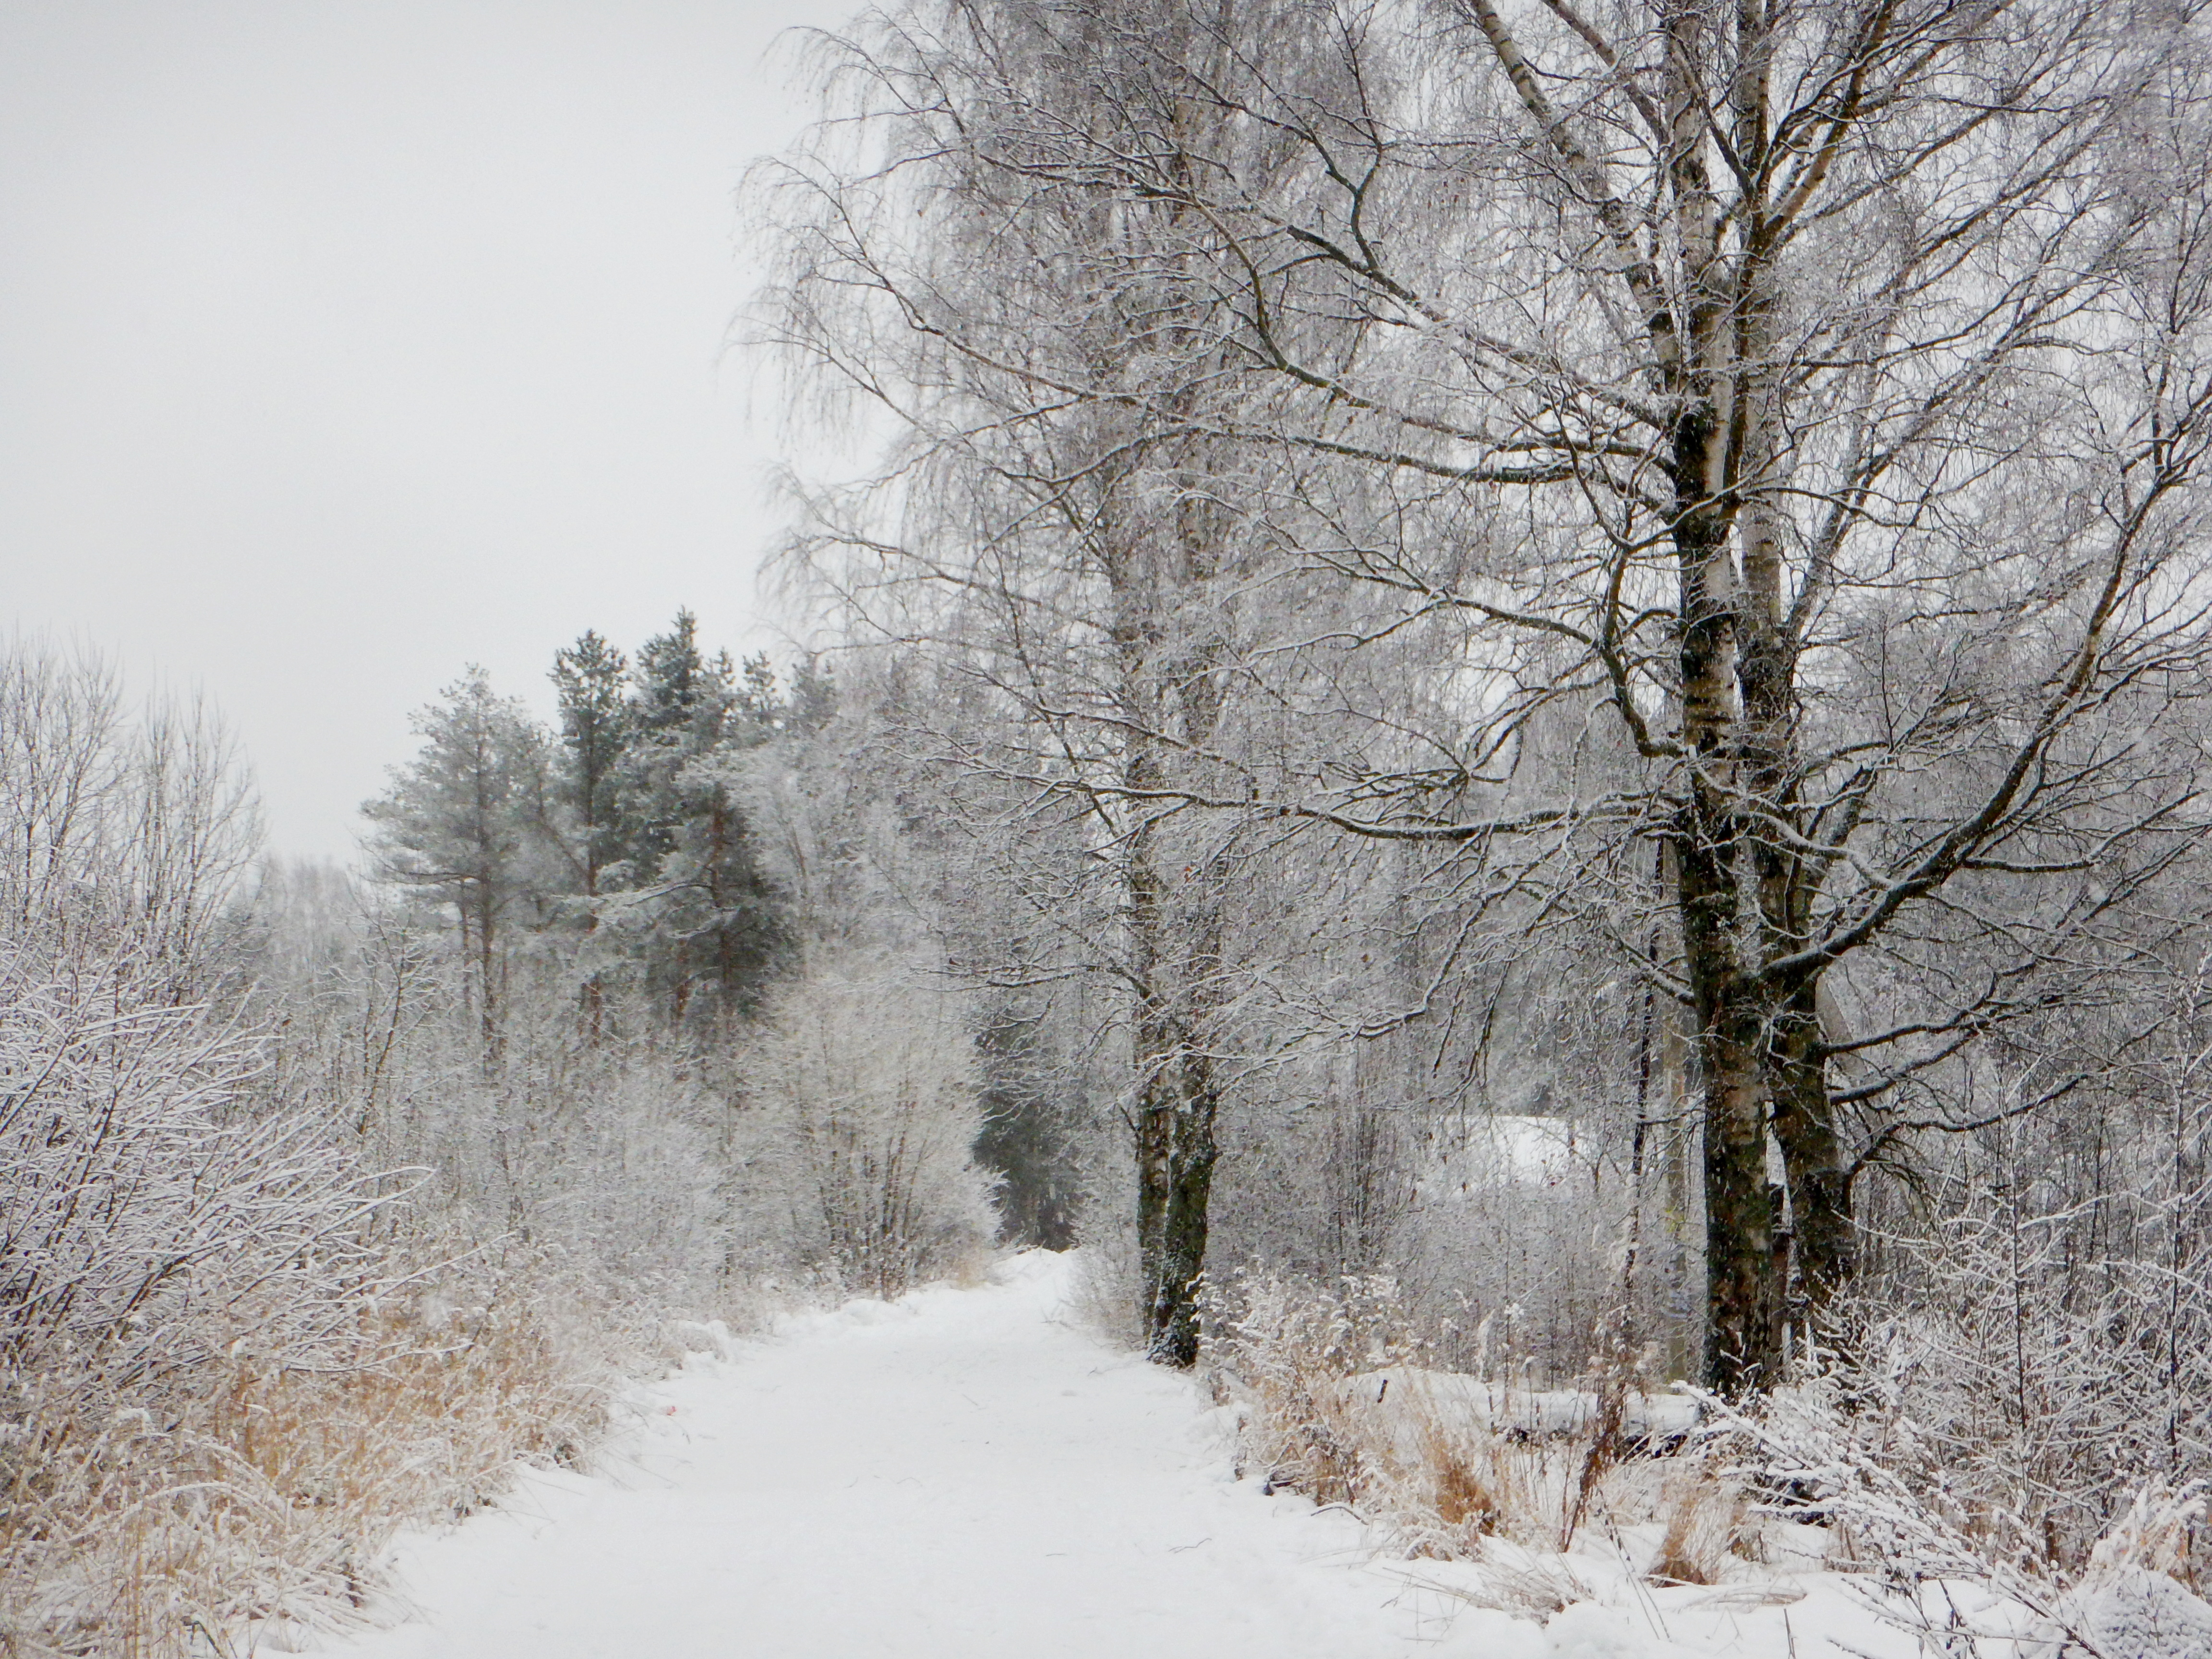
[1648,1472,1747,1585]
[0,1262,621,1658]
[1208,1270,1757,1618]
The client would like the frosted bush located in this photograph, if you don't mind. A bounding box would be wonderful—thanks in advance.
[0,945,388,1407]
[1202,1268,1423,1509]
[735,966,998,1296]
[1707,1372,2212,1657]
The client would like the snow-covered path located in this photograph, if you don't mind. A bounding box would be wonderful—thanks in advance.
[308,1250,2193,1659]
[320,1252,1533,1659]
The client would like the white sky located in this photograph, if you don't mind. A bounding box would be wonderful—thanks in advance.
[0,0,852,860]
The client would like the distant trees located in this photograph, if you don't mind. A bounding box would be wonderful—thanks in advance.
[0,637,261,996]
[550,630,629,899]
[618,612,788,1023]
[362,666,549,1048]
[363,611,801,1038]
[975,1005,1084,1252]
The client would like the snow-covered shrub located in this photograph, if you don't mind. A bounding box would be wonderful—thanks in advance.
[1820,1171,2212,1584]
[1396,1113,1656,1383]
[0,937,646,1651]
[1203,1268,1423,1509]
[0,648,657,1655]
[1066,1196,1145,1348]
[0,932,616,1658]
[1213,1071,1688,1390]
[1205,1267,1706,1588]
[2059,1484,2212,1658]
[1706,1369,2212,1656]
[735,966,998,1296]
[0,950,385,1400]
[0,938,441,1652]
[3,1234,614,1657]
[390,989,739,1303]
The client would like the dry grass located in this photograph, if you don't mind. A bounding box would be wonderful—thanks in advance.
[1204,1272,1415,1511]
[0,1249,661,1658]
[1205,1269,1755,1613]
[1427,1420,1503,1535]
[1648,1473,1747,1585]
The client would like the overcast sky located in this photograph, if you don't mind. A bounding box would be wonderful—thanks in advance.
[0,0,850,860]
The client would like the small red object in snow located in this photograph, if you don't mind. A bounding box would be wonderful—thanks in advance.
[665,1406,678,1416]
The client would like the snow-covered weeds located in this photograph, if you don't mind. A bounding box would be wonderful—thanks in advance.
[1706,1362,2212,1656]
[0,940,640,1654]
[0,645,748,1655]
[1202,1270,1700,1587]
[1206,1269,2212,1654]
[2,1247,616,1657]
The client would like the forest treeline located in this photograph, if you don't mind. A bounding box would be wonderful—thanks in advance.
[363,613,822,1036]
[353,612,1087,1252]
[0,631,1014,1651]
[11,0,2212,1649]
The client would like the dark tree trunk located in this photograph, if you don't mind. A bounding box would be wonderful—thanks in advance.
[1686,926,1784,1390]
[1150,1054,1219,1365]
[1129,806,1191,1358]
[1769,985,1853,1310]
[1671,360,1787,1390]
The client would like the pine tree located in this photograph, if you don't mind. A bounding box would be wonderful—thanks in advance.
[621,609,730,877]
[787,657,837,736]
[550,630,630,897]
[734,652,780,737]
[362,666,551,1050]
[619,612,790,1025]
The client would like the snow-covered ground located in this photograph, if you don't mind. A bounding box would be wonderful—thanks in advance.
[302,1252,1911,1659]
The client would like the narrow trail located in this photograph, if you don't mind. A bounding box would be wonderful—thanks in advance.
[316,1253,1535,1659]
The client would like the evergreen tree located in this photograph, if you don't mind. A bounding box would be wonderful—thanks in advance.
[787,657,838,736]
[735,652,780,736]
[974,1007,1081,1250]
[372,619,807,1035]
[362,666,551,1049]
[621,609,733,876]
[550,630,630,897]
[619,612,790,1025]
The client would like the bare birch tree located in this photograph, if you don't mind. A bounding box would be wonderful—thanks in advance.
[1249,0,2212,1391]
[767,0,2212,1391]
[759,0,1361,1360]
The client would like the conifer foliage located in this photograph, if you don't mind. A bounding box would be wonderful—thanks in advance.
[365,612,800,1034]
[0,632,1008,1654]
